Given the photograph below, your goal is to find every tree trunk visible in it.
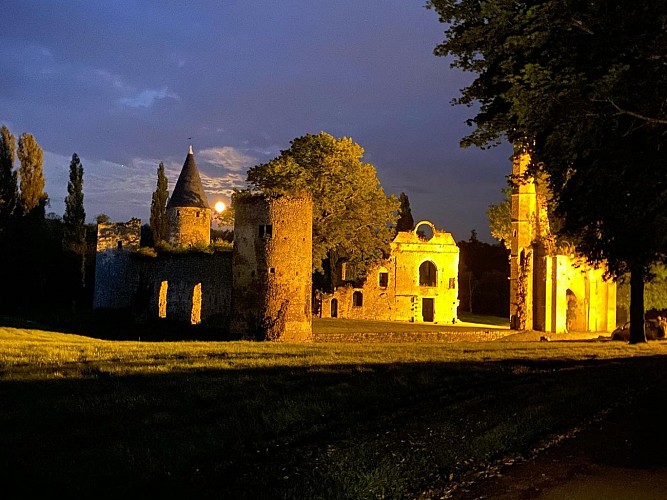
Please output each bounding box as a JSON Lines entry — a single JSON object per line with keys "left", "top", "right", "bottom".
{"left": 629, "top": 264, "right": 647, "bottom": 344}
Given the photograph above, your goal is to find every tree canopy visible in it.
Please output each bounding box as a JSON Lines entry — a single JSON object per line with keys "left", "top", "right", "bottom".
{"left": 429, "top": 0, "right": 667, "bottom": 342}
{"left": 247, "top": 132, "right": 398, "bottom": 283}
{"left": 0, "top": 125, "right": 18, "bottom": 230}
{"left": 17, "top": 132, "right": 47, "bottom": 217}
{"left": 486, "top": 187, "right": 511, "bottom": 249}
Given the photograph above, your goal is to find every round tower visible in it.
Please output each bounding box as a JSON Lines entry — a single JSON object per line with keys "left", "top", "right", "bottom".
{"left": 166, "top": 146, "right": 211, "bottom": 247}
{"left": 230, "top": 193, "right": 313, "bottom": 341}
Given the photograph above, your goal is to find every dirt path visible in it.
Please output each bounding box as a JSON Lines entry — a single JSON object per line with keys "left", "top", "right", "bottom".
{"left": 448, "top": 383, "right": 667, "bottom": 499}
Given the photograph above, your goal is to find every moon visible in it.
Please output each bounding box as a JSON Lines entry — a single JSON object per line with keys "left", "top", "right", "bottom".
{"left": 214, "top": 201, "right": 226, "bottom": 213}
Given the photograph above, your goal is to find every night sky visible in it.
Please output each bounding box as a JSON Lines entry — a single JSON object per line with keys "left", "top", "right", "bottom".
{"left": 1, "top": 0, "right": 512, "bottom": 242}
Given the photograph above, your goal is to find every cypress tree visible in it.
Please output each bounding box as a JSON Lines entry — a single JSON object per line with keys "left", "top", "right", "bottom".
{"left": 0, "top": 125, "right": 18, "bottom": 230}
{"left": 396, "top": 192, "right": 415, "bottom": 232}
{"left": 63, "top": 153, "right": 86, "bottom": 252}
{"left": 150, "top": 161, "right": 169, "bottom": 244}
{"left": 17, "top": 133, "right": 47, "bottom": 217}
{"left": 63, "top": 153, "right": 87, "bottom": 293}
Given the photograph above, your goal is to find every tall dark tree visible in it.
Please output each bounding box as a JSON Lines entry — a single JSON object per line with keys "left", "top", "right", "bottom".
{"left": 63, "top": 154, "right": 86, "bottom": 252}
{"left": 0, "top": 125, "right": 19, "bottom": 231}
{"left": 17, "top": 132, "right": 47, "bottom": 217}
{"left": 429, "top": 0, "right": 667, "bottom": 343}
{"left": 62, "top": 153, "right": 87, "bottom": 294}
{"left": 396, "top": 192, "right": 415, "bottom": 232}
{"left": 150, "top": 161, "right": 169, "bottom": 244}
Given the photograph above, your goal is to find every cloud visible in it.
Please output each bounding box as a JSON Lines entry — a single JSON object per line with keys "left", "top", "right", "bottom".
{"left": 118, "top": 87, "right": 180, "bottom": 108}
{"left": 198, "top": 146, "right": 257, "bottom": 172}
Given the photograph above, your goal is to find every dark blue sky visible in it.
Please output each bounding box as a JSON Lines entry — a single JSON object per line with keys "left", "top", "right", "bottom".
{"left": 0, "top": 0, "right": 512, "bottom": 242}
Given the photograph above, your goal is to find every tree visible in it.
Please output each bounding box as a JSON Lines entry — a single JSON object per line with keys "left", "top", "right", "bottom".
{"left": 63, "top": 153, "right": 86, "bottom": 291}
{"left": 95, "top": 213, "right": 111, "bottom": 224}
{"left": 63, "top": 154, "right": 86, "bottom": 252}
{"left": 458, "top": 230, "right": 510, "bottom": 316}
{"left": 396, "top": 192, "right": 415, "bottom": 232}
{"left": 0, "top": 125, "right": 18, "bottom": 230}
{"left": 247, "top": 132, "right": 399, "bottom": 285}
{"left": 429, "top": 0, "right": 667, "bottom": 343}
{"left": 150, "top": 161, "right": 169, "bottom": 244}
{"left": 17, "top": 132, "right": 47, "bottom": 217}
{"left": 486, "top": 188, "right": 511, "bottom": 250}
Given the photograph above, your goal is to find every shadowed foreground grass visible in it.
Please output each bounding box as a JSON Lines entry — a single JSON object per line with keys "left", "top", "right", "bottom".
{"left": 1, "top": 326, "right": 665, "bottom": 498}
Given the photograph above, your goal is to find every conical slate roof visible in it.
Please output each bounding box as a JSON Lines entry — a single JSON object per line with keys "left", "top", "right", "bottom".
{"left": 167, "top": 146, "right": 210, "bottom": 209}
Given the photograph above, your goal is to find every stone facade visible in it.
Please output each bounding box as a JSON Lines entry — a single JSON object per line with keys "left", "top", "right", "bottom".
{"left": 137, "top": 252, "right": 232, "bottom": 326}
{"left": 167, "top": 206, "right": 211, "bottom": 247}
{"left": 231, "top": 194, "right": 313, "bottom": 341}
{"left": 93, "top": 219, "right": 142, "bottom": 309}
{"left": 509, "top": 152, "right": 616, "bottom": 333}
{"left": 320, "top": 221, "right": 460, "bottom": 324}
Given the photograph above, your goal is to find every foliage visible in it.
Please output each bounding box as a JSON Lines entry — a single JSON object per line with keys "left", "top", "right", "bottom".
{"left": 396, "top": 192, "right": 415, "bottom": 231}
{"left": 617, "top": 263, "right": 667, "bottom": 315}
{"left": 63, "top": 153, "right": 86, "bottom": 252}
{"left": 0, "top": 125, "right": 18, "bottom": 230}
{"left": 17, "top": 132, "right": 47, "bottom": 217}
{"left": 134, "top": 246, "right": 158, "bottom": 258}
{"left": 149, "top": 161, "right": 169, "bottom": 243}
{"left": 486, "top": 187, "right": 511, "bottom": 249}
{"left": 458, "top": 231, "right": 510, "bottom": 317}
{"left": 428, "top": 0, "right": 667, "bottom": 343}
{"left": 95, "top": 213, "right": 110, "bottom": 224}
{"left": 247, "top": 132, "right": 399, "bottom": 282}
{"left": 1, "top": 327, "right": 665, "bottom": 497}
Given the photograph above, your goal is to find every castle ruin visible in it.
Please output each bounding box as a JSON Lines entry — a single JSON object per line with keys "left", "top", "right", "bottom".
{"left": 93, "top": 147, "right": 313, "bottom": 341}
{"left": 509, "top": 152, "right": 616, "bottom": 333}
{"left": 319, "top": 221, "right": 460, "bottom": 324}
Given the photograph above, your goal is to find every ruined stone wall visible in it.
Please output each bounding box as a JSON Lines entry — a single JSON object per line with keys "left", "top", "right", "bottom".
{"left": 509, "top": 152, "right": 616, "bottom": 333}
{"left": 392, "top": 222, "right": 460, "bottom": 324}
{"left": 137, "top": 251, "right": 232, "bottom": 327}
{"left": 320, "top": 221, "right": 459, "bottom": 325}
{"left": 320, "top": 271, "right": 395, "bottom": 321}
{"left": 231, "top": 194, "right": 313, "bottom": 341}
{"left": 93, "top": 219, "right": 142, "bottom": 309}
{"left": 167, "top": 206, "right": 211, "bottom": 247}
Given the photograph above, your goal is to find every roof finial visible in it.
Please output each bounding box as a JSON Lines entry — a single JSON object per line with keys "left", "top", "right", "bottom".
{"left": 189, "top": 144, "right": 193, "bottom": 155}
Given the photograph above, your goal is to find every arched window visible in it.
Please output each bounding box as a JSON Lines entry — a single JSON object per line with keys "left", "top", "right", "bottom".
{"left": 352, "top": 291, "right": 363, "bottom": 307}
{"left": 419, "top": 261, "right": 437, "bottom": 287}
{"left": 330, "top": 298, "right": 338, "bottom": 318}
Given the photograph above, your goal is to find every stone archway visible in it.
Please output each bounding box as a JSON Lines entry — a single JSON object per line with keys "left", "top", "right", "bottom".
{"left": 330, "top": 298, "right": 338, "bottom": 318}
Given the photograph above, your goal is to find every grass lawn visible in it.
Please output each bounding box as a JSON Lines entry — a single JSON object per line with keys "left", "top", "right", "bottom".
{"left": 1, "top": 325, "right": 665, "bottom": 498}
{"left": 314, "top": 313, "right": 509, "bottom": 334}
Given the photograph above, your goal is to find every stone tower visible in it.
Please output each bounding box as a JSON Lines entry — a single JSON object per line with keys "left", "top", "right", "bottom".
{"left": 509, "top": 151, "right": 537, "bottom": 329}
{"left": 230, "top": 194, "right": 313, "bottom": 341}
{"left": 167, "top": 146, "right": 211, "bottom": 247}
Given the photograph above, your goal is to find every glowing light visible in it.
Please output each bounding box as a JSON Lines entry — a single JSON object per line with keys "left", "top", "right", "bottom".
{"left": 214, "top": 201, "right": 226, "bottom": 213}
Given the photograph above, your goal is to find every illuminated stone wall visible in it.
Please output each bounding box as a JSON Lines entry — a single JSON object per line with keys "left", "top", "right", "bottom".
{"left": 93, "top": 219, "right": 142, "bottom": 309}
{"left": 139, "top": 251, "right": 232, "bottom": 326}
{"left": 509, "top": 152, "right": 616, "bottom": 333}
{"left": 167, "top": 206, "right": 211, "bottom": 247}
{"left": 320, "top": 221, "right": 460, "bottom": 324}
{"left": 231, "top": 194, "right": 313, "bottom": 341}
